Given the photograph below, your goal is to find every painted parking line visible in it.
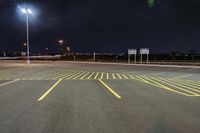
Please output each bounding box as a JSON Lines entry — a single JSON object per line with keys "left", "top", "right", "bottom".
{"left": 37, "top": 78, "right": 62, "bottom": 101}
{"left": 117, "top": 74, "right": 122, "bottom": 79}
{"left": 73, "top": 71, "right": 87, "bottom": 79}
{"left": 106, "top": 73, "right": 109, "bottom": 79}
{"left": 61, "top": 71, "right": 80, "bottom": 79}
{"left": 0, "top": 79, "right": 20, "bottom": 87}
{"left": 0, "top": 70, "right": 198, "bottom": 84}
{"left": 180, "top": 80, "right": 200, "bottom": 87}
{"left": 87, "top": 72, "right": 94, "bottom": 79}
{"left": 94, "top": 72, "right": 99, "bottom": 79}
{"left": 123, "top": 74, "right": 128, "bottom": 79}
{"left": 167, "top": 78, "right": 200, "bottom": 91}
{"left": 172, "top": 74, "right": 193, "bottom": 80}
{"left": 37, "top": 71, "right": 63, "bottom": 79}
{"left": 80, "top": 72, "right": 90, "bottom": 79}
{"left": 112, "top": 74, "right": 116, "bottom": 79}
{"left": 175, "top": 79, "right": 200, "bottom": 86}
{"left": 99, "top": 79, "right": 122, "bottom": 99}
{"left": 156, "top": 77, "right": 200, "bottom": 93}
{"left": 135, "top": 76, "right": 193, "bottom": 97}
{"left": 149, "top": 77, "right": 199, "bottom": 96}
{"left": 100, "top": 73, "right": 104, "bottom": 79}
{"left": 128, "top": 75, "right": 136, "bottom": 79}
{"left": 53, "top": 70, "right": 77, "bottom": 79}
{"left": 44, "top": 71, "right": 69, "bottom": 79}
{"left": 66, "top": 71, "right": 84, "bottom": 79}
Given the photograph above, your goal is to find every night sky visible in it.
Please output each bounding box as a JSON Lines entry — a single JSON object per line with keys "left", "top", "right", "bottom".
{"left": 0, "top": 0, "right": 200, "bottom": 53}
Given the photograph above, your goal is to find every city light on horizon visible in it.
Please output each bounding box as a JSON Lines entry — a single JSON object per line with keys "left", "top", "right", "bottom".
{"left": 59, "top": 40, "right": 64, "bottom": 45}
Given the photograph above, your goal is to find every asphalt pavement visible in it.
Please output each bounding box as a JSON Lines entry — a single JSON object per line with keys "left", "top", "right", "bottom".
{"left": 0, "top": 61, "right": 199, "bottom": 133}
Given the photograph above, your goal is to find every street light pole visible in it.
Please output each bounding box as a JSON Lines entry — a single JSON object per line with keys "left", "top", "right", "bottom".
{"left": 26, "top": 12, "right": 30, "bottom": 64}
{"left": 20, "top": 8, "right": 32, "bottom": 64}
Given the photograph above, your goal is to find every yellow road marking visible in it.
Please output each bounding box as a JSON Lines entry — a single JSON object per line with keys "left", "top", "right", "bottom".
{"left": 61, "top": 71, "right": 80, "bottom": 79}
{"left": 176, "top": 79, "right": 200, "bottom": 85}
{"left": 185, "top": 81, "right": 200, "bottom": 87}
{"left": 128, "top": 75, "right": 136, "bottom": 79}
{"left": 183, "top": 80, "right": 200, "bottom": 86}
{"left": 112, "top": 74, "right": 116, "bottom": 79}
{"left": 50, "top": 72, "right": 70, "bottom": 79}
{"left": 157, "top": 77, "right": 200, "bottom": 93}
{"left": 172, "top": 74, "right": 192, "bottom": 79}
{"left": 73, "top": 71, "right": 87, "bottom": 79}
{"left": 167, "top": 78, "right": 200, "bottom": 91}
{"left": 94, "top": 72, "right": 99, "bottom": 79}
{"left": 37, "top": 78, "right": 62, "bottom": 101}
{"left": 100, "top": 73, "right": 104, "bottom": 79}
{"left": 52, "top": 71, "right": 76, "bottom": 79}
{"left": 60, "top": 70, "right": 80, "bottom": 79}
{"left": 136, "top": 76, "right": 192, "bottom": 96}
{"left": 123, "top": 74, "right": 128, "bottom": 79}
{"left": 107, "top": 73, "right": 109, "bottom": 79}
{"left": 67, "top": 71, "right": 84, "bottom": 79}
{"left": 63, "top": 71, "right": 80, "bottom": 78}
{"left": 99, "top": 79, "right": 122, "bottom": 99}
{"left": 87, "top": 72, "right": 94, "bottom": 79}
{"left": 40, "top": 72, "right": 62, "bottom": 79}
{"left": 0, "top": 79, "right": 19, "bottom": 87}
{"left": 47, "top": 72, "right": 69, "bottom": 79}
{"left": 117, "top": 74, "right": 122, "bottom": 79}
{"left": 80, "top": 72, "right": 90, "bottom": 79}
{"left": 149, "top": 77, "right": 199, "bottom": 96}
{"left": 136, "top": 76, "right": 156, "bottom": 85}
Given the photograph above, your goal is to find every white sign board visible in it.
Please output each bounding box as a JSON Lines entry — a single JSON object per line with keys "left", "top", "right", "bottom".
{"left": 140, "top": 48, "right": 149, "bottom": 54}
{"left": 128, "top": 49, "right": 137, "bottom": 55}
{"left": 21, "top": 52, "right": 26, "bottom": 56}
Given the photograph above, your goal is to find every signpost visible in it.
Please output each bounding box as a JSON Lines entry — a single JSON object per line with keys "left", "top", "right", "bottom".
{"left": 140, "top": 48, "right": 150, "bottom": 64}
{"left": 93, "top": 52, "right": 96, "bottom": 62}
{"left": 128, "top": 49, "right": 137, "bottom": 64}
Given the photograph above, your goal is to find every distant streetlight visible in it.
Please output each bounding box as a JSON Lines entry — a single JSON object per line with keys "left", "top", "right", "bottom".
{"left": 20, "top": 8, "right": 32, "bottom": 64}
{"left": 67, "top": 47, "right": 70, "bottom": 52}
{"left": 57, "top": 39, "right": 71, "bottom": 56}
{"left": 45, "top": 48, "right": 49, "bottom": 55}
{"left": 58, "top": 40, "right": 64, "bottom": 45}
{"left": 23, "top": 43, "right": 27, "bottom": 47}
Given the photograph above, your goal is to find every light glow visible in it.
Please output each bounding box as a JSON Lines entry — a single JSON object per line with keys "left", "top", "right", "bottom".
{"left": 59, "top": 40, "right": 64, "bottom": 44}
{"left": 21, "top": 8, "right": 27, "bottom": 14}
{"left": 20, "top": 8, "right": 32, "bottom": 14}
{"left": 17, "top": 5, "right": 38, "bottom": 22}
{"left": 27, "top": 9, "right": 32, "bottom": 14}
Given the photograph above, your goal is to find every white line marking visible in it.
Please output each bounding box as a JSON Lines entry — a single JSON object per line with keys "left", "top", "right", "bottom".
{"left": 172, "top": 74, "right": 193, "bottom": 79}
{"left": 0, "top": 79, "right": 19, "bottom": 87}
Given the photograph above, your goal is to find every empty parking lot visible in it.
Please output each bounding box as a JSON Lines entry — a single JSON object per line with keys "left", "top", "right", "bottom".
{"left": 0, "top": 61, "right": 199, "bottom": 133}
